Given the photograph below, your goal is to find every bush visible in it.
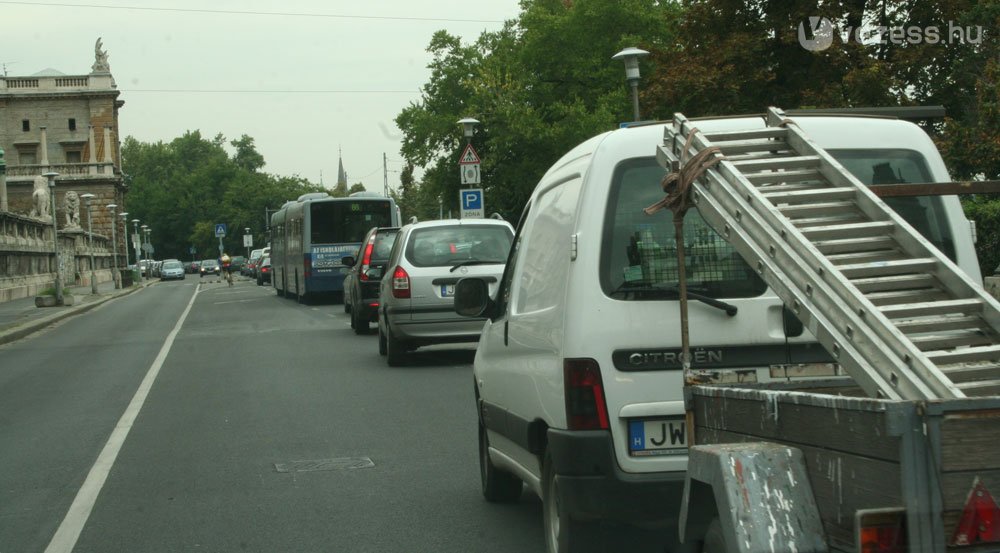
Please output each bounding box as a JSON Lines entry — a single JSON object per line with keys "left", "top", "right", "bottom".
{"left": 37, "top": 287, "right": 72, "bottom": 297}
{"left": 962, "top": 197, "right": 1000, "bottom": 276}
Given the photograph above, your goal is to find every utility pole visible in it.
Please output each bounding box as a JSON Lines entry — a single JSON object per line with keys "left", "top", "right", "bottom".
{"left": 383, "top": 152, "right": 389, "bottom": 198}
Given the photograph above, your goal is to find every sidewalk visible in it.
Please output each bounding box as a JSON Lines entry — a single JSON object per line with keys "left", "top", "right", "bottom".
{"left": 0, "top": 277, "right": 158, "bottom": 346}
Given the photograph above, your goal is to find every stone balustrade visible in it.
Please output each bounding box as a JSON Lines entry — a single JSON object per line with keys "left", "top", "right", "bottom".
{"left": 0, "top": 211, "right": 119, "bottom": 302}
{"left": 5, "top": 163, "right": 116, "bottom": 180}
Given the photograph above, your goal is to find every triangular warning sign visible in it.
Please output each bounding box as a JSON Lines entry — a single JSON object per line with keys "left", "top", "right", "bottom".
{"left": 951, "top": 478, "right": 1000, "bottom": 546}
{"left": 459, "top": 144, "right": 481, "bottom": 165}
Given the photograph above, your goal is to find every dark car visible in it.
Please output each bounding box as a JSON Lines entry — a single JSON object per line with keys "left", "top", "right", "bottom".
{"left": 256, "top": 256, "right": 271, "bottom": 285}
{"left": 187, "top": 260, "right": 201, "bottom": 274}
{"left": 342, "top": 226, "right": 399, "bottom": 334}
{"left": 230, "top": 256, "right": 246, "bottom": 274}
{"left": 200, "top": 259, "right": 220, "bottom": 277}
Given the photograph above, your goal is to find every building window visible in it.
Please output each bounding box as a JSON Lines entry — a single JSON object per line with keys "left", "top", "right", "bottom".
{"left": 69, "top": 118, "right": 77, "bottom": 131}
{"left": 19, "top": 150, "right": 37, "bottom": 164}
{"left": 22, "top": 120, "right": 30, "bottom": 132}
{"left": 66, "top": 150, "right": 82, "bottom": 163}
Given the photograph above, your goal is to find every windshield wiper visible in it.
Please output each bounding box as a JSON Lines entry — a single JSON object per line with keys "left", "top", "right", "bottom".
{"left": 610, "top": 282, "right": 738, "bottom": 316}
{"left": 450, "top": 259, "right": 502, "bottom": 272}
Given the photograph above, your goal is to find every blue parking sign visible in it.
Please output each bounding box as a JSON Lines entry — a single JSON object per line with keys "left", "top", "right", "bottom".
{"left": 462, "top": 190, "right": 482, "bottom": 210}
{"left": 215, "top": 223, "right": 227, "bottom": 237}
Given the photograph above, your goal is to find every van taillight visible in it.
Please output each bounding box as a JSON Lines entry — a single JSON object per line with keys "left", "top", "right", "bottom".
{"left": 359, "top": 238, "right": 375, "bottom": 282}
{"left": 857, "top": 509, "right": 906, "bottom": 553}
{"left": 564, "top": 358, "right": 609, "bottom": 430}
{"left": 392, "top": 266, "right": 410, "bottom": 299}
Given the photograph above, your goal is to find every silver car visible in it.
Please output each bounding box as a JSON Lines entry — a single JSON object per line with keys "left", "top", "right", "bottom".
{"left": 378, "top": 219, "right": 513, "bottom": 366}
{"left": 159, "top": 259, "right": 185, "bottom": 281}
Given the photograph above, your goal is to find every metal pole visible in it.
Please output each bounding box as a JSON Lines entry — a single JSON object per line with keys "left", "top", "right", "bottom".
{"left": 0, "top": 146, "right": 7, "bottom": 212}
{"left": 630, "top": 80, "right": 641, "bottom": 122}
{"left": 109, "top": 208, "right": 119, "bottom": 289}
{"left": 87, "top": 200, "right": 97, "bottom": 294}
{"left": 44, "top": 172, "right": 61, "bottom": 304}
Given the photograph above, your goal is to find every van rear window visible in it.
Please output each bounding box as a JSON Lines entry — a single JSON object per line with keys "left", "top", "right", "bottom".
{"left": 600, "top": 158, "right": 767, "bottom": 300}
{"left": 829, "top": 149, "right": 956, "bottom": 262}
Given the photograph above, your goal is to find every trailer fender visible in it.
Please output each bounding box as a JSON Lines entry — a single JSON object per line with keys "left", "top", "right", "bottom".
{"left": 680, "top": 442, "right": 827, "bottom": 553}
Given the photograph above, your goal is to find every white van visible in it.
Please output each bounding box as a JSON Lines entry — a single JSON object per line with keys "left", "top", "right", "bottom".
{"left": 454, "top": 113, "right": 981, "bottom": 552}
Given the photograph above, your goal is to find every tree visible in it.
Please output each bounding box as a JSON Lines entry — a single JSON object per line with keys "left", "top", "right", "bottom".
{"left": 231, "top": 134, "right": 266, "bottom": 173}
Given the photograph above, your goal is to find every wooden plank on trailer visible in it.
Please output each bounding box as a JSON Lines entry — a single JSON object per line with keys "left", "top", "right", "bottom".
{"left": 693, "top": 394, "right": 901, "bottom": 461}
{"left": 940, "top": 411, "right": 1000, "bottom": 472}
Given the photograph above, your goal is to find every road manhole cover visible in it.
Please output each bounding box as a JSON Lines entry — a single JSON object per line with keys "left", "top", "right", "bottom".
{"left": 274, "top": 456, "right": 375, "bottom": 473}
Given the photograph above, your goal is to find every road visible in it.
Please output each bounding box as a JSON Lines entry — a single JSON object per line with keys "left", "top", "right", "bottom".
{"left": 0, "top": 277, "right": 544, "bottom": 553}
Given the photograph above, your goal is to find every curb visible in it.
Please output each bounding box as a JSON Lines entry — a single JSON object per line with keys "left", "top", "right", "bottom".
{"left": 0, "top": 281, "right": 156, "bottom": 347}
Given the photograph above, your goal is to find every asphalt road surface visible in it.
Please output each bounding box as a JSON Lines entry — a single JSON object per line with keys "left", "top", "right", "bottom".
{"left": 0, "top": 277, "right": 545, "bottom": 553}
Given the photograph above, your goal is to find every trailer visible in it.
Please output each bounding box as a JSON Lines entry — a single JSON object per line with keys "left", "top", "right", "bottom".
{"left": 650, "top": 108, "right": 1000, "bottom": 552}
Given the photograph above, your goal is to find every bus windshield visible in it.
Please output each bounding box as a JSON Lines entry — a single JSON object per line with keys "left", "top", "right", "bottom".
{"left": 310, "top": 200, "right": 393, "bottom": 244}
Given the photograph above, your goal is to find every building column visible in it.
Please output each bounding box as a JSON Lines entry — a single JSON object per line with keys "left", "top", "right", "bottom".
{"left": 88, "top": 125, "right": 98, "bottom": 175}
{"left": 39, "top": 126, "right": 49, "bottom": 167}
{"left": 102, "top": 125, "right": 113, "bottom": 174}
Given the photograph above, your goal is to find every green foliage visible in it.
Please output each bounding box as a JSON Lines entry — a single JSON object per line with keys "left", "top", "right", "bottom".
{"left": 963, "top": 197, "right": 1000, "bottom": 276}
{"left": 395, "top": 0, "right": 677, "bottom": 220}
{"left": 122, "top": 131, "right": 323, "bottom": 260}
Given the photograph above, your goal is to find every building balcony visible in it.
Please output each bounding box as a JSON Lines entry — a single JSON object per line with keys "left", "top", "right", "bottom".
{"left": 4, "top": 163, "right": 119, "bottom": 182}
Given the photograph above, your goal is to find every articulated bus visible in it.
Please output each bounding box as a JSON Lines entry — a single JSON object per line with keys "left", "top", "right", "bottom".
{"left": 271, "top": 192, "right": 400, "bottom": 301}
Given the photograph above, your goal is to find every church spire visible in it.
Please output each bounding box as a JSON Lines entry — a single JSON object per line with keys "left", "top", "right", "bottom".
{"left": 337, "top": 146, "right": 348, "bottom": 187}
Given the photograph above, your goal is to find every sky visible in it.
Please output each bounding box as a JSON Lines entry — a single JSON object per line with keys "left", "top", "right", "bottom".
{"left": 0, "top": 0, "right": 523, "bottom": 193}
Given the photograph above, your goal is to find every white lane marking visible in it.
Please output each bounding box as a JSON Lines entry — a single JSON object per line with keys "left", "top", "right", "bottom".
{"left": 213, "top": 298, "right": 261, "bottom": 305}
{"left": 44, "top": 283, "right": 201, "bottom": 553}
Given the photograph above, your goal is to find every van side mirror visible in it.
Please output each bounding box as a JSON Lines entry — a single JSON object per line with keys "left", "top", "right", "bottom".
{"left": 342, "top": 256, "right": 356, "bottom": 267}
{"left": 455, "top": 278, "right": 494, "bottom": 318}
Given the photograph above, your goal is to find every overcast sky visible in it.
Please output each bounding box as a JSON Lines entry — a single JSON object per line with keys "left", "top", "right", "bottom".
{"left": 1, "top": 0, "right": 522, "bottom": 192}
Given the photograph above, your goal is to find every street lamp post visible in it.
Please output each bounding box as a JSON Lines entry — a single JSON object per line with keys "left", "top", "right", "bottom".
{"left": 107, "top": 203, "right": 119, "bottom": 289}
{"left": 43, "top": 172, "right": 62, "bottom": 304}
{"left": 120, "top": 212, "right": 129, "bottom": 268}
{"left": 612, "top": 47, "right": 650, "bottom": 122}
{"left": 0, "top": 146, "right": 7, "bottom": 212}
{"left": 141, "top": 224, "right": 149, "bottom": 281}
{"left": 80, "top": 193, "right": 98, "bottom": 294}
{"left": 456, "top": 118, "right": 480, "bottom": 220}
{"left": 245, "top": 227, "right": 251, "bottom": 260}
{"left": 132, "top": 219, "right": 140, "bottom": 278}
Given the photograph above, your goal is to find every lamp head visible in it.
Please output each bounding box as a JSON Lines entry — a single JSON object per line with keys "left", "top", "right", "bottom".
{"left": 612, "top": 47, "right": 650, "bottom": 81}
{"left": 42, "top": 171, "right": 59, "bottom": 187}
{"left": 457, "top": 117, "right": 480, "bottom": 139}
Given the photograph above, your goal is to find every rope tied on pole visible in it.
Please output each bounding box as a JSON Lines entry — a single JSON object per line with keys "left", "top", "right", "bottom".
{"left": 643, "top": 127, "right": 724, "bottom": 218}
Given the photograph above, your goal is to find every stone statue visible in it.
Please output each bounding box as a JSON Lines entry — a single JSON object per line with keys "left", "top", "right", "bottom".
{"left": 30, "top": 175, "right": 50, "bottom": 220}
{"left": 92, "top": 38, "right": 110, "bottom": 73}
{"left": 64, "top": 191, "right": 81, "bottom": 229}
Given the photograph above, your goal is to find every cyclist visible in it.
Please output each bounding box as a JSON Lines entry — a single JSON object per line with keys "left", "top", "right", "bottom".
{"left": 221, "top": 252, "right": 233, "bottom": 286}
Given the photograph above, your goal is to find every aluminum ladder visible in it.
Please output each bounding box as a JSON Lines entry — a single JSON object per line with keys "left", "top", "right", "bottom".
{"left": 656, "top": 107, "right": 1000, "bottom": 400}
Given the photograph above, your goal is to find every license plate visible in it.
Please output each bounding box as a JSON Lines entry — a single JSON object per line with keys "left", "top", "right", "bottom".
{"left": 628, "top": 418, "right": 687, "bottom": 456}
{"left": 440, "top": 284, "right": 455, "bottom": 297}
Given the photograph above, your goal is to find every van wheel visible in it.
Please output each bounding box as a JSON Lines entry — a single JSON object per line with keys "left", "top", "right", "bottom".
{"left": 479, "top": 422, "right": 522, "bottom": 502}
{"left": 385, "top": 326, "right": 407, "bottom": 366}
{"left": 543, "top": 454, "right": 601, "bottom": 553}
{"left": 378, "top": 325, "right": 388, "bottom": 356}
{"left": 701, "top": 518, "right": 727, "bottom": 553}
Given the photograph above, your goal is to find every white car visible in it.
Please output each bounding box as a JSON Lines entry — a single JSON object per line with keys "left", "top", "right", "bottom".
{"left": 377, "top": 218, "right": 513, "bottom": 366}
{"left": 454, "top": 114, "right": 982, "bottom": 552}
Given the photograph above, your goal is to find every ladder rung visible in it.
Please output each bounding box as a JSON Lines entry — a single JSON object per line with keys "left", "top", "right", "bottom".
{"left": 828, "top": 250, "right": 905, "bottom": 265}
{"left": 746, "top": 169, "right": 825, "bottom": 185}
{"left": 703, "top": 127, "right": 788, "bottom": 142}
{"left": 779, "top": 201, "right": 857, "bottom": 218}
{"left": 791, "top": 215, "right": 866, "bottom": 229}
{"left": 764, "top": 187, "right": 857, "bottom": 204}
{"left": 731, "top": 155, "right": 821, "bottom": 172}
{"left": 814, "top": 236, "right": 897, "bottom": 255}
{"left": 757, "top": 183, "right": 827, "bottom": 195}
{"left": 717, "top": 141, "right": 790, "bottom": 156}
{"left": 839, "top": 258, "right": 938, "bottom": 279}
{"left": 912, "top": 332, "right": 996, "bottom": 351}
{"left": 880, "top": 299, "right": 984, "bottom": 318}
{"left": 800, "top": 221, "right": 895, "bottom": 241}
{"left": 956, "top": 379, "right": 1000, "bottom": 396}
{"left": 852, "top": 274, "right": 936, "bottom": 293}
{"left": 926, "top": 345, "right": 1000, "bottom": 365}
{"left": 866, "top": 290, "right": 950, "bottom": 306}
{"left": 896, "top": 316, "right": 985, "bottom": 334}
{"left": 940, "top": 363, "right": 1000, "bottom": 383}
